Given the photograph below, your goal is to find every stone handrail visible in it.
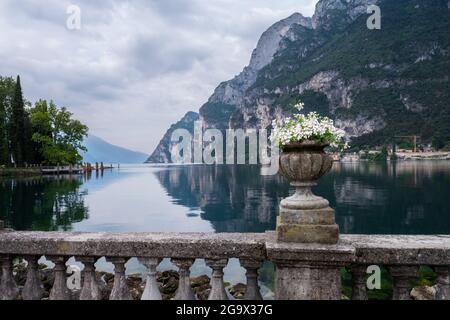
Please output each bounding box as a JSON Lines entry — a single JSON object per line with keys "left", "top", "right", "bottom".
{"left": 345, "top": 235, "right": 450, "bottom": 265}
{"left": 1, "top": 230, "right": 450, "bottom": 300}
{"left": 0, "top": 232, "right": 266, "bottom": 260}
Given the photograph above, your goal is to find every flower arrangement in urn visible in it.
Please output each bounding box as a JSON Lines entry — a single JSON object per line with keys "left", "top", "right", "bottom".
{"left": 271, "top": 101, "right": 345, "bottom": 244}
{"left": 271, "top": 101, "right": 346, "bottom": 150}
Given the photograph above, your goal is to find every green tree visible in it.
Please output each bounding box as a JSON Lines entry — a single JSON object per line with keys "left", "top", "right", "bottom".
{"left": 432, "top": 134, "right": 446, "bottom": 151}
{"left": 30, "top": 100, "right": 88, "bottom": 165}
{"left": 9, "top": 75, "right": 27, "bottom": 166}
{"left": 0, "top": 77, "right": 16, "bottom": 165}
{"left": 381, "top": 145, "right": 389, "bottom": 160}
{"left": 23, "top": 108, "right": 40, "bottom": 164}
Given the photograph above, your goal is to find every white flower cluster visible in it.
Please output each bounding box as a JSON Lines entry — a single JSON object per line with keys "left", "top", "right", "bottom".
{"left": 271, "top": 101, "right": 346, "bottom": 149}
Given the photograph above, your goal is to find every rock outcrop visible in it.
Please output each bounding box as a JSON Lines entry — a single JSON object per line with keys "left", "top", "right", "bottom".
{"left": 312, "top": 0, "right": 380, "bottom": 30}
{"left": 208, "top": 13, "right": 312, "bottom": 107}
{"left": 146, "top": 111, "right": 198, "bottom": 163}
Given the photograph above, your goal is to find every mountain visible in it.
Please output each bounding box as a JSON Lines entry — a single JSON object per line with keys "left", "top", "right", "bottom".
{"left": 82, "top": 135, "right": 149, "bottom": 164}
{"left": 150, "top": 0, "right": 450, "bottom": 163}
{"left": 146, "top": 111, "right": 199, "bottom": 163}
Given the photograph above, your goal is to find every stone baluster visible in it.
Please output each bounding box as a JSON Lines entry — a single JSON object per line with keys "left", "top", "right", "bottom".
{"left": 240, "top": 259, "right": 263, "bottom": 300}
{"left": 388, "top": 265, "right": 418, "bottom": 300}
{"left": 348, "top": 265, "right": 368, "bottom": 300}
{"left": 22, "top": 256, "right": 44, "bottom": 300}
{"left": 79, "top": 257, "right": 101, "bottom": 300}
{"left": 140, "top": 258, "right": 162, "bottom": 300}
{"left": 48, "top": 256, "right": 70, "bottom": 300}
{"left": 172, "top": 258, "right": 195, "bottom": 300}
{"left": 0, "top": 255, "right": 19, "bottom": 300}
{"left": 434, "top": 266, "right": 450, "bottom": 300}
{"left": 206, "top": 258, "right": 229, "bottom": 300}
{"left": 109, "top": 257, "right": 132, "bottom": 300}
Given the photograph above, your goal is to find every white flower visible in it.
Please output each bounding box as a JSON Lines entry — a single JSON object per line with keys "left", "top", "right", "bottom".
{"left": 270, "top": 100, "right": 346, "bottom": 150}
{"left": 293, "top": 102, "right": 304, "bottom": 111}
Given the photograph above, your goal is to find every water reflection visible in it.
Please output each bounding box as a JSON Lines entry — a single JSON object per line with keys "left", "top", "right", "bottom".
{"left": 0, "top": 176, "right": 88, "bottom": 231}
{"left": 319, "top": 161, "right": 450, "bottom": 234}
{"left": 156, "top": 161, "right": 450, "bottom": 235}
{"left": 154, "top": 165, "right": 287, "bottom": 233}
{"left": 1, "top": 161, "right": 450, "bottom": 235}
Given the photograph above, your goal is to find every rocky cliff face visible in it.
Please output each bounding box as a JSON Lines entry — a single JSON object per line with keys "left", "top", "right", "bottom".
{"left": 148, "top": 0, "right": 450, "bottom": 163}
{"left": 207, "top": 13, "right": 312, "bottom": 108}
{"left": 312, "top": 0, "right": 380, "bottom": 30}
{"left": 146, "top": 111, "right": 198, "bottom": 163}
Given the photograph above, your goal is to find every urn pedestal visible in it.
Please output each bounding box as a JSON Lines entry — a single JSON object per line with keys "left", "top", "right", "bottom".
{"left": 276, "top": 142, "right": 339, "bottom": 244}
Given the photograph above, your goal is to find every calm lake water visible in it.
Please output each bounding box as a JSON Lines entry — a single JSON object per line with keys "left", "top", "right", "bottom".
{"left": 2, "top": 161, "right": 450, "bottom": 235}
{"left": 2, "top": 161, "right": 450, "bottom": 293}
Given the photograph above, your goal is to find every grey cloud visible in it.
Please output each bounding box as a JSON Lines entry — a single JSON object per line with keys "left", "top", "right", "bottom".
{"left": 0, "top": 0, "right": 318, "bottom": 153}
{"left": 127, "top": 33, "right": 210, "bottom": 76}
{"left": 3, "top": 0, "right": 67, "bottom": 24}
{"left": 147, "top": 0, "right": 200, "bottom": 16}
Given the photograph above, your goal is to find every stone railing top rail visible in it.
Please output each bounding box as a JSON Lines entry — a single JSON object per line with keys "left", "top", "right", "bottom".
{"left": 1, "top": 231, "right": 450, "bottom": 266}
{"left": 344, "top": 234, "right": 450, "bottom": 265}
{"left": 0, "top": 231, "right": 267, "bottom": 260}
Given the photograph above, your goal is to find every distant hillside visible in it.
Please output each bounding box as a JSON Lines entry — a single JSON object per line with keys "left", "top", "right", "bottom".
{"left": 82, "top": 135, "right": 148, "bottom": 164}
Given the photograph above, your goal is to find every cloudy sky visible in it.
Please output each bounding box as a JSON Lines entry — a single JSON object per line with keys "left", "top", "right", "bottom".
{"left": 0, "top": 0, "right": 318, "bottom": 154}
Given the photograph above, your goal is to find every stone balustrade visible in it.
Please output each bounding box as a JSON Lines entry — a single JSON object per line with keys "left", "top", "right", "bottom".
{"left": 1, "top": 229, "right": 450, "bottom": 300}
{"left": 0, "top": 231, "right": 266, "bottom": 300}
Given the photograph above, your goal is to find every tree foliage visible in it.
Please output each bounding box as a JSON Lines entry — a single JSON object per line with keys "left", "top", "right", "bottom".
{"left": 9, "top": 76, "right": 28, "bottom": 165}
{"left": 0, "top": 77, "right": 16, "bottom": 165}
{"left": 0, "top": 75, "right": 88, "bottom": 166}
{"left": 30, "top": 100, "right": 88, "bottom": 165}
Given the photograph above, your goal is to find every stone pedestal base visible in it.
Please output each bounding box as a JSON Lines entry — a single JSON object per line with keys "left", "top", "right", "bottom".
{"left": 276, "top": 181, "right": 340, "bottom": 244}
{"left": 277, "top": 221, "right": 339, "bottom": 244}
{"left": 276, "top": 201, "right": 339, "bottom": 244}
{"left": 266, "top": 232, "right": 355, "bottom": 300}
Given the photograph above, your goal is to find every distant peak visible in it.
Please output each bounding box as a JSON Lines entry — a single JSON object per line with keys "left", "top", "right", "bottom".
{"left": 179, "top": 111, "right": 199, "bottom": 124}
{"left": 285, "top": 12, "right": 308, "bottom": 20}
{"left": 248, "top": 12, "right": 312, "bottom": 72}
{"left": 313, "top": 0, "right": 381, "bottom": 29}
{"left": 183, "top": 111, "right": 199, "bottom": 118}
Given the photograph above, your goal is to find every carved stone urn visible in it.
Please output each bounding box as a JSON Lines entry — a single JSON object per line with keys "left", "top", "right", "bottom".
{"left": 277, "top": 141, "right": 339, "bottom": 244}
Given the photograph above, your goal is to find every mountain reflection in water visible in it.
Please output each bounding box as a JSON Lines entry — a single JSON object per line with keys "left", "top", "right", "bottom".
{"left": 1, "top": 161, "right": 450, "bottom": 235}
{"left": 154, "top": 165, "right": 286, "bottom": 233}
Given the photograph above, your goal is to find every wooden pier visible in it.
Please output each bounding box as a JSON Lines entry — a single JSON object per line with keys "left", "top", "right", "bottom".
{"left": 41, "top": 165, "right": 84, "bottom": 175}
{"left": 41, "top": 162, "right": 116, "bottom": 175}
{"left": 83, "top": 162, "right": 115, "bottom": 173}
{"left": 1, "top": 163, "right": 117, "bottom": 176}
